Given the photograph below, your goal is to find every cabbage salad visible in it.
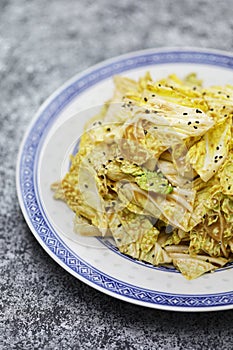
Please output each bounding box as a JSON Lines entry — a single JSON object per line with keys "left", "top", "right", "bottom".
{"left": 52, "top": 72, "right": 233, "bottom": 279}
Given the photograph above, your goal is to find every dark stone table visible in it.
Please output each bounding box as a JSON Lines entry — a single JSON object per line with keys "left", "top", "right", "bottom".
{"left": 1, "top": 1, "right": 233, "bottom": 348}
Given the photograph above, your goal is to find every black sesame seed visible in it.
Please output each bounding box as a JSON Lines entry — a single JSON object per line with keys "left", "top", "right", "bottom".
{"left": 227, "top": 95, "right": 230, "bottom": 98}
{"left": 145, "top": 109, "right": 150, "bottom": 114}
{"left": 119, "top": 157, "right": 124, "bottom": 161}
{"left": 117, "top": 223, "right": 122, "bottom": 228}
{"left": 218, "top": 91, "right": 221, "bottom": 94}
{"left": 152, "top": 254, "right": 155, "bottom": 258}
{"left": 196, "top": 109, "right": 202, "bottom": 113}
{"left": 214, "top": 160, "right": 218, "bottom": 163}
{"left": 98, "top": 121, "right": 102, "bottom": 125}
{"left": 158, "top": 84, "right": 161, "bottom": 87}
{"left": 103, "top": 152, "right": 106, "bottom": 155}
{"left": 203, "top": 92, "right": 206, "bottom": 95}
{"left": 188, "top": 121, "right": 192, "bottom": 125}
{"left": 144, "top": 130, "right": 148, "bottom": 135}
{"left": 214, "top": 156, "right": 218, "bottom": 159}
{"left": 195, "top": 121, "right": 200, "bottom": 124}
{"left": 153, "top": 111, "right": 158, "bottom": 114}
{"left": 106, "top": 128, "right": 111, "bottom": 132}
{"left": 193, "top": 86, "right": 197, "bottom": 90}
{"left": 144, "top": 97, "right": 148, "bottom": 102}
{"left": 224, "top": 114, "right": 228, "bottom": 117}
{"left": 152, "top": 94, "right": 155, "bottom": 97}
{"left": 216, "top": 146, "right": 220, "bottom": 150}
{"left": 153, "top": 126, "right": 158, "bottom": 129}
{"left": 210, "top": 108, "right": 214, "bottom": 111}
{"left": 149, "top": 183, "right": 154, "bottom": 186}
{"left": 228, "top": 186, "right": 231, "bottom": 190}
{"left": 84, "top": 184, "right": 88, "bottom": 188}
{"left": 102, "top": 164, "right": 106, "bottom": 168}
{"left": 219, "top": 156, "right": 223, "bottom": 159}
{"left": 223, "top": 105, "right": 226, "bottom": 109}
{"left": 183, "top": 112, "right": 188, "bottom": 115}
{"left": 100, "top": 175, "right": 105, "bottom": 179}
{"left": 193, "top": 126, "right": 198, "bottom": 129}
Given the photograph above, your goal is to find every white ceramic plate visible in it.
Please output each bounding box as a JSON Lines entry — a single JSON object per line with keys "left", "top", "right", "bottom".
{"left": 17, "top": 48, "right": 233, "bottom": 312}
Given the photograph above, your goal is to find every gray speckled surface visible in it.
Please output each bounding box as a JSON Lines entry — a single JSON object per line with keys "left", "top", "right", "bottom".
{"left": 1, "top": 0, "right": 233, "bottom": 349}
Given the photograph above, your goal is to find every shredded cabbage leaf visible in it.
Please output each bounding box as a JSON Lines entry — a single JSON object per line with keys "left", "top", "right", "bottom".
{"left": 52, "top": 72, "right": 233, "bottom": 279}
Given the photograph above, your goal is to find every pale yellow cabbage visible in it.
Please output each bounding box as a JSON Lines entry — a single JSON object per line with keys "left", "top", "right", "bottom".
{"left": 52, "top": 72, "right": 233, "bottom": 279}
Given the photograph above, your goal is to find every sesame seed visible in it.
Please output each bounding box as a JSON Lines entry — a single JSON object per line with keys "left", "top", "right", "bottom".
{"left": 103, "top": 152, "right": 106, "bottom": 155}
{"left": 188, "top": 121, "right": 192, "bottom": 125}
{"left": 117, "top": 223, "right": 122, "bottom": 228}
{"left": 193, "top": 126, "right": 198, "bottom": 129}
{"left": 210, "top": 108, "right": 214, "bottom": 111}
{"left": 84, "top": 184, "right": 88, "bottom": 188}
{"left": 149, "top": 183, "right": 154, "bottom": 186}
{"left": 183, "top": 112, "right": 188, "bottom": 115}
{"left": 145, "top": 109, "right": 150, "bottom": 114}
{"left": 144, "top": 130, "right": 148, "bottom": 135}
{"left": 153, "top": 126, "right": 158, "bottom": 129}
{"left": 152, "top": 94, "right": 155, "bottom": 97}
{"left": 219, "top": 156, "right": 223, "bottom": 159}
{"left": 227, "top": 95, "right": 230, "bottom": 98}
{"left": 223, "top": 105, "right": 226, "bottom": 109}
{"left": 196, "top": 109, "right": 202, "bottom": 113}
{"left": 228, "top": 186, "right": 231, "bottom": 190}
{"left": 100, "top": 175, "right": 104, "bottom": 179}
{"left": 216, "top": 146, "right": 219, "bottom": 150}
{"left": 158, "top": 84, "right": 161, "bottom": 87}
{"left": 224, "top": 114, "right": 228, "bottom": 117}
{"left": 214, "top": 160, "right": 218, "bottom": 163}
{"left": 144, "top": 97, "right": 148, "bottom": 102}
{"left": 106, "top": 128, "right": 111, "bottom": 132}
{"left": 195, "top": 121, "right": 200, "bottom": 124}
{"left": 119, "top": 157, "right": 124, "bottom": 160}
